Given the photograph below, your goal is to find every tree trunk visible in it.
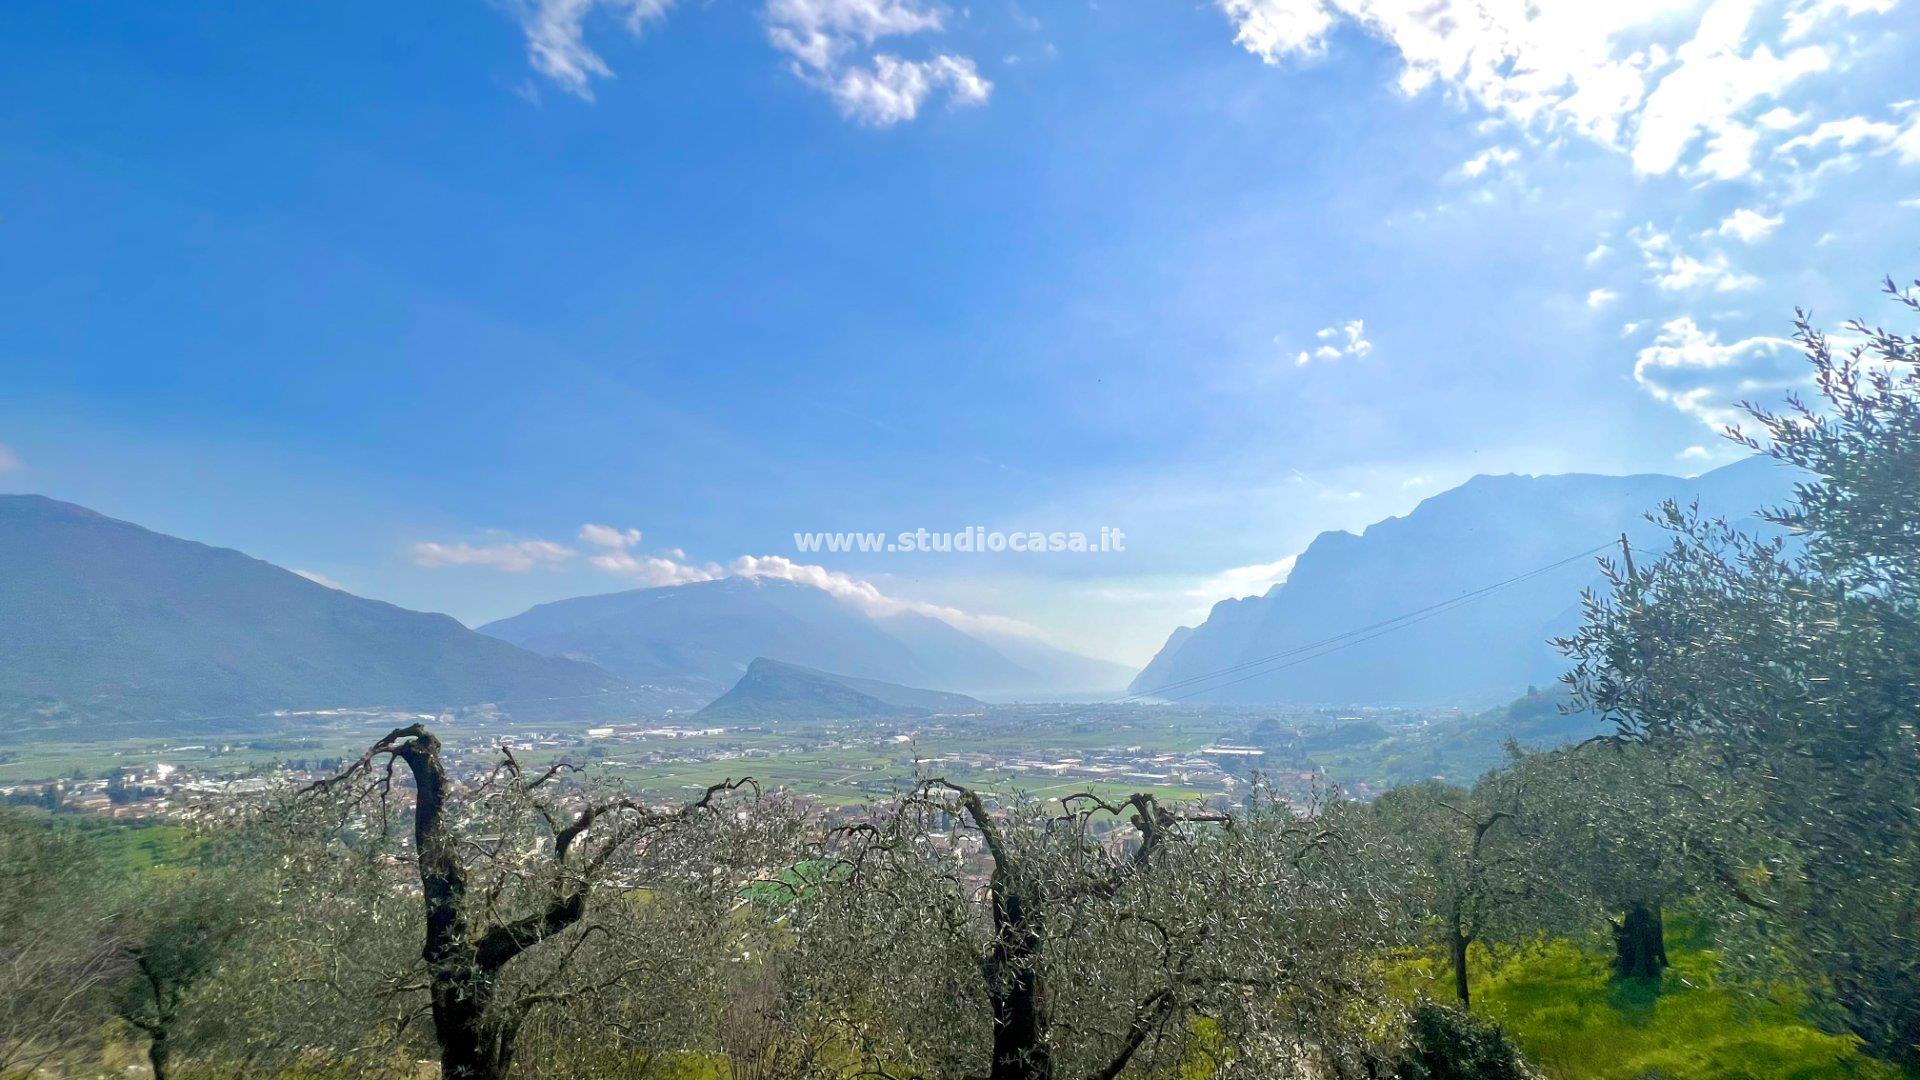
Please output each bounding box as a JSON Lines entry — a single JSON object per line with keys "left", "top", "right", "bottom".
{"left": 323, "top": 726, "right": 608, "bottom": 1080}
{"left": 986, "top": 891, "right": 1052, "bottom": 1080}
{"left": 433, "top": 981, "right": 513, "bottom": 1080}
{"left": 1448, "top": 920, "right": 1471, "bottom": 1009}
{"left": 1612, "top": 901, "right": 1668, "bottom": 981}
{"left": 146, "top": 1028, "right": 169, "bottom": 1080}
{"left": 386, "top": 727, "right": 524, "bottom": 1080}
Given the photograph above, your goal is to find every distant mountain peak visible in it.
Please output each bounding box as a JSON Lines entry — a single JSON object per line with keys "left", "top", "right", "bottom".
{"left": 482, "top": 574, "right": 1130, "bottom": 699}
{"left": 696, "top": 658, "right": 986, "bottom": 722}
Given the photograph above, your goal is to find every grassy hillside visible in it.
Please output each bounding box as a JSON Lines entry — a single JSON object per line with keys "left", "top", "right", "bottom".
{"left": 1393, "top": 935, "right": 1910, "bottom": 1079}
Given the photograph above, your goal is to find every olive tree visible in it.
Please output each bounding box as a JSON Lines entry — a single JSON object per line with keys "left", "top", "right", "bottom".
{"left": 781, "top": 779, "right": 1399, "bottom": 1080}
{"left": 271, "top": 724, "right": 798, "bottom": 1080}
{"left": 0, "top": 811, "right": 121, "bottom": 1074}
{"left": 1559, "top": 279, "right": 1920, "bottom": 1062}
{"left": 1365, "top": 772, "right": 1551, "bottom": 1008}
{"left": 1504, "top": 741, "right": 1769, "bottom": 982}
{"left": 107, "top": 866, "right": 263, "bottom": 1080}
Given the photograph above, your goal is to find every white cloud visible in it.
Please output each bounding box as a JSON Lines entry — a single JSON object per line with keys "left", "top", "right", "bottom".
{"left": 1454, "top": 145, "right": 1520, "bottom": 179}
{"left": 411, "top": 538, "right": 577, "bottom": 572}
{"left": 763, "top": 0, "right": 943, "bottom": 68}
{"left": 1776, "top": 109, "right": 1920, "bottom": 165}
{"left": 762, "top": 0, "right": 991, "bottom": 125}
{"left": 1216, "top": 0, "right": 1337, "bottom": 61}
{"left": 1187, "top": 555, "right": 1299, "bottom": 601}
{"left": 1754, "top": 105, "right": 1807, "bottom": 130}
{"left": 1293, "top": 318, "right": 1372, "bottom": 365}
{"left": 1713, "top": 206, "right": 1784, "bottom": 242}
{"left": 572, "top": 523, "right": 725, "bottom": 583}
{"left": 729, "top": 553, "right": 1037, "bottom": 636}
{"left": 1632, "top": 225, "right": 1760, "bottom": 292}
{"left": 1211, "top": 0, "right": 1877, "bottom": 181}
{"left": 1633, "top": 1, "right": 1830, "bottom": 181}
{"left": 822, "top": 53, "right": 991, "bottom": 125}
{"left": 515, "top": 0, "right": 678, "bottom": 100}
{"left": 0, "top": 442, "right": 19, "bottom": 472}
{"left": 1587, "top": 287, "right": 1620, "bottom": 309}
{"left": 294, "top": 569, "right": 349, "bottom": 591}
{"left": 589, "top": 549, "right": 724, "bottom": 585}
{"left": 411, "top": 523, "right": 1036, "bottom": 636}
{"left": 1585, "top": 242, "right": 1613, "bottom": 265}
{"left": 511, "top": 0, "right": 988, "bottom": 124}
{"left": 1633, "top": 315, "right": 1803, "bottom": 428}
{"left": 1783, "top": 0, "right": 1898, "bottom": 41}
{"left": 579, "top": 523, "right": 643, "bottom": 549}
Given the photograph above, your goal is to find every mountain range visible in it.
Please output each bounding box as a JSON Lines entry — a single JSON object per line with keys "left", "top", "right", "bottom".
{"left": 1130, "top": 455, "right": 1797, "bottom": 707}
{"left": 480, "top": 576, "right": 1131, "bottom": 698}
{"left": 0, "top": 496, "right": 1126, "bottom": 736}
{"left": 0, "top": 495, "right": 625, "bottom": 737}
{"left": 0, "top": 456, "right": 1800, "bottom": 735}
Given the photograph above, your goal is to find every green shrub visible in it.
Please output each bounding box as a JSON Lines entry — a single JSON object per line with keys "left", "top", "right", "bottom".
{"left": 1396, "top": 1002, "right": 1539, "bottom": 1080}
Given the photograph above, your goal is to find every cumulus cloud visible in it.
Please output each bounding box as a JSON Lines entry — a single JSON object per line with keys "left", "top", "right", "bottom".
{"left": 763, "top": 0, "right": 991, "bottom": 125}
{"left": 1632, "top": 225, "right": 1760, "bottom": 292}
{"left": 1714, "top": 207, "right": 1784, "bottom": 242}
{"left": 1293, "top": 319, "right": 1371, "bottom": 365}
{"left": 1633, "top": 315, "right": 1803, "bottom": 429}
{"left": 1586, "top": 287, "right": 1620, "bottom": 309}
{"left": 411, "top": 538, "right": 577, "bottom": 572}
{"left": 511, "top": 0, "right": 988, "bottom": 124}
{"left": 0, "top": 442, "right": 19, "bottom": 472}
{"left": 1211, "top": 0, "right": 1886, "bottom": 182}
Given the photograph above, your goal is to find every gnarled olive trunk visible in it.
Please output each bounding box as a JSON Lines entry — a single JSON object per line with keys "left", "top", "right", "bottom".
{"left": 986, "top": 888, "right": 1052, "bottom": 1080}
{"left": 145, "top": 1027, "right": 169, "bottom": 1080}
{"left": 384, "top": 726, "right": 584, "bottom": 1080}
{"left": 1611, "top": 901, "right": 1668, "bottom": 981}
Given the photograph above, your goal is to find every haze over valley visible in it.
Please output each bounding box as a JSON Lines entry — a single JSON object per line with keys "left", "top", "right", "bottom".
{"left": 7, "top": 3, "right": 1918, "bottom": 1076}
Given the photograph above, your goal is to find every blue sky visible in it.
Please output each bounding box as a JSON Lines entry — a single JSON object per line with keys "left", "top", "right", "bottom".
{"left": 2, "top": 0, "right": 1916, "bottom": 666}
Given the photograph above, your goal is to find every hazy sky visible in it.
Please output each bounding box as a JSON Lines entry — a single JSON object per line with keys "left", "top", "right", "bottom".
{"left": 2, "top": 0, "right": 1916, "bottom": 665}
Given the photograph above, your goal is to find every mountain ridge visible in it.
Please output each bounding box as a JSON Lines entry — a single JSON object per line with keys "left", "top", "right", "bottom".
{"left": 1130, "top": 456, "right": 1796, "bottom": 707}
{"left": 0, "top": 494, "right": 628, "bottom": 736}
{"left": 696, "top": 658, "right": 986, "bottom": 721}
{"left": 482, "top": 575, "right": 1129, "bottom": 697}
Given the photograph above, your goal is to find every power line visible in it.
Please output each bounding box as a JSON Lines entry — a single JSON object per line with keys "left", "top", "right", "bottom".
{"left": 1075, "top": 540, "right": 1616, "bottom": 711}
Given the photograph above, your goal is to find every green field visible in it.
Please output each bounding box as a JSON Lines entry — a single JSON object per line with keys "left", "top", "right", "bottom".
{"left": 1393, "top": 934, "right": 1911, "bottom": 1079}
{"left": 1, "top": 707, "right": 1248, "bottom": 809}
